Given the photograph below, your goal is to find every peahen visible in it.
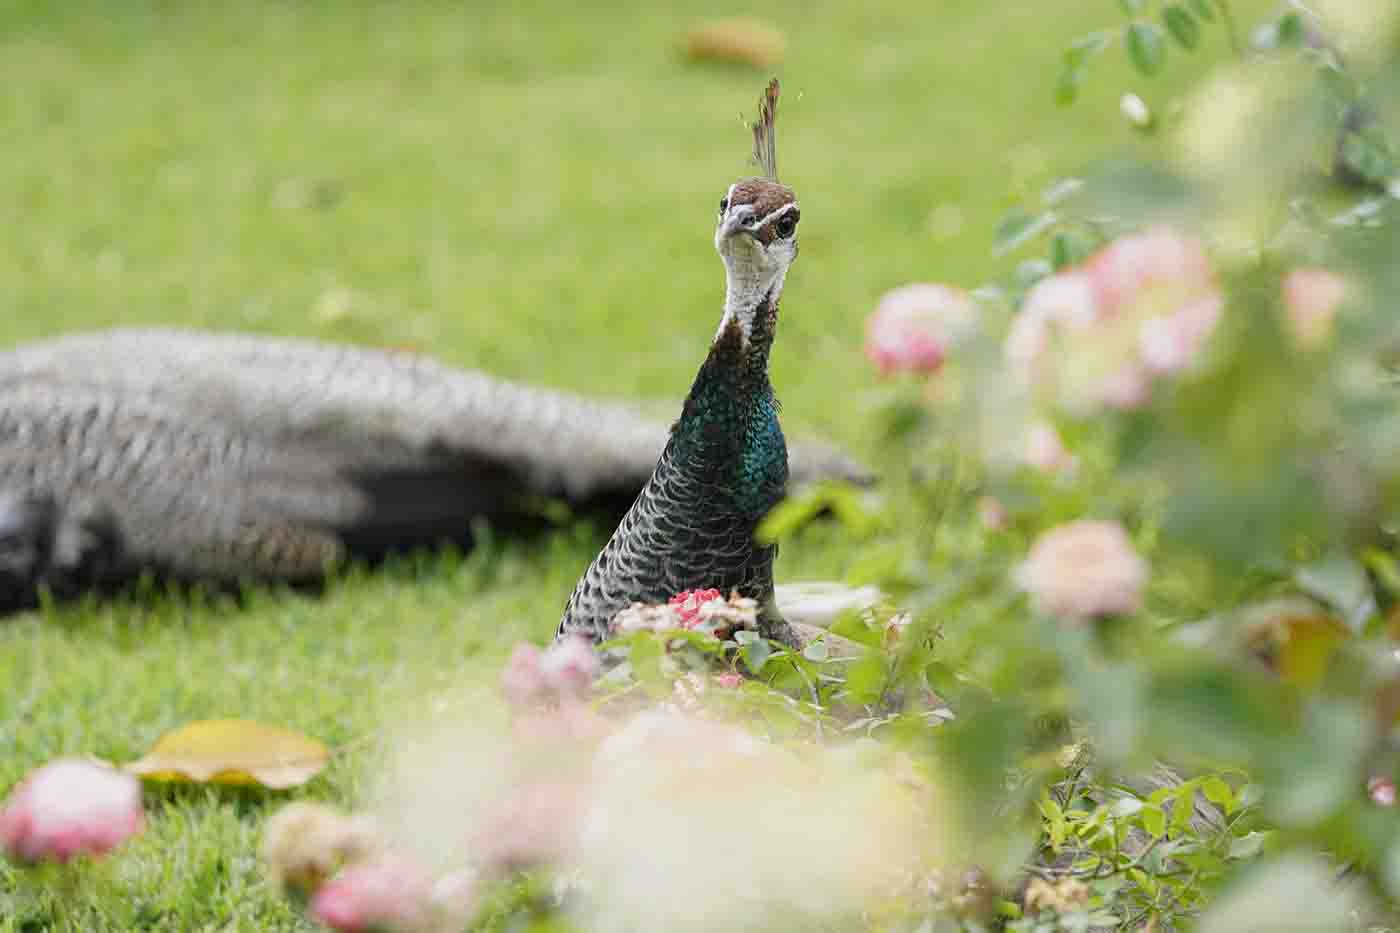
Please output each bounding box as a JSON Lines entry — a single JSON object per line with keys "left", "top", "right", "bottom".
{"left": 0, "top": 326, "right": 869, "bottom": 613}
{"left": 557, "top": 79, "right": 805, "bottom": 646}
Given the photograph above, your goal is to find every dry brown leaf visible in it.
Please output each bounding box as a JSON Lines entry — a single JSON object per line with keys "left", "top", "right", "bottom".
{"left": 125, "top": 719, "right": 331, "bottom": 789}
{"left": 684, "top": 18, "right": 787, "bottom": 69}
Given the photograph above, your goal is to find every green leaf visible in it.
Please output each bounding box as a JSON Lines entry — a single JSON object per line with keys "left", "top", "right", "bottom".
{"left": 801, "top": 639, "right": 829, "bottom": 662}
{"left": 1276, "top": 11, "right": 1304, "bottom": 46}
{"left": 993, "top": 208, "right": 1058, "bottom": 257}
{"left": 1056, "top": 66, "right": 1083, "bottom": 106}
{"left": 1110, "top": 796, "right": 1144, "bottom": 818}
{"left": 1126, "top": 22, "right": 1167, "bottom": 75}
{"left": 1188, "top": 0, "right": 1216, "bottom": 21}
{"left": 1294, "top": 553, "right": 1376, "bottom": 632}
{"left": 1229, "top": 831, "right": 1268, "bottom": 860}
{"left": 1201, "top": 776, "right": 1236, "bottom": 813}
{"left": 1064, "top": 32, "right": 1110, "bottom": 70}
{"left": 1041, "top": 795, "right": 1068, "bottom": 849}
{"left": 742, "top": 637, "right": 771, "bottom": 675}
{"left": 843, "top": 653, "right": 888, "bottom": 704}
{"left": 1170, "top": 788, "right": 1196, "bottom": 835}
{"left": 1119, "top": 0, "right": 1145, "bottom": 12}
{"left": 1162, "top": 4, "right": 1200, "bottom": 50}
{"left": 1141, "top": 804, "right": 1167, "bottom": 838}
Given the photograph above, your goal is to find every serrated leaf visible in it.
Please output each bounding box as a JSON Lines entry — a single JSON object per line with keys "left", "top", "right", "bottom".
{"left": 1126, "top": 22, "right": 1166, "bottom": 75}
{"left": 1141, "top": 804, "right": 1167, "bottom": 837}
{"left": 126, "top": 719, "right": 330, "bottom": 789}
{"left": 1188, "top": 0, "right": 1216, "bottom": 22}
{"left": 1162, "top": 4, "right": 1200, "bottom": 49}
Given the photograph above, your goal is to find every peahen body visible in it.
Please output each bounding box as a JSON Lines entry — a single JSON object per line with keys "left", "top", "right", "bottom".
{"left": 0, "top": 326, "right": 867, "bottom": 612}
{"left": 558, "top": 80, "right": 803, "bottom": 646}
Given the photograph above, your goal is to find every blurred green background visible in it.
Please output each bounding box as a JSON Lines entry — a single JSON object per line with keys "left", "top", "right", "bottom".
{"left": 0, "top": 1, "right": 1258, "bottom": 927}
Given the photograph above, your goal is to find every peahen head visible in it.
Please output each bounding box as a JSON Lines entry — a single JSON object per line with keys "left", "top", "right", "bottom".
{"left": 713, "top": 79, "right": 799, "bottom": 350}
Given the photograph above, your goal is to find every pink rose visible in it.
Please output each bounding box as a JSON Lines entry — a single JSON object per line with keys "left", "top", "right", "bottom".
{"left": 866, "top": 284, "right": 978, "bottom": 376}
{"left": 1005, "top": 227, "right": 1221, "bottom": 413}
{"left": 669, "top": 589, "right": 725, "bottom": 628}
{"left": 0, "top": 758, "right": 144, "bottom": 864}
{"left": 1283, "top": 267, "right": 1346, "bottom": 350}
{"left": 1015, "top": 520, "right": 1149, "bottom": 621}
{"left": 308, "top": 857, "right": 432, "bottom": 932}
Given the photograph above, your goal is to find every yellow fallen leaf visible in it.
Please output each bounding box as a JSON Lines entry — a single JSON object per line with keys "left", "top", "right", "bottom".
{"left": 684, "top": 18, "right": 786, "bottom": 69}
{"left": 125, "top": 719, "right": 331, "bottom": 789}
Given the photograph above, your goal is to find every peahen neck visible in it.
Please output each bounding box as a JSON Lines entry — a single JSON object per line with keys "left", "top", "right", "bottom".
{"left": 674, "top": 272, "right": 788, "bottom": 514}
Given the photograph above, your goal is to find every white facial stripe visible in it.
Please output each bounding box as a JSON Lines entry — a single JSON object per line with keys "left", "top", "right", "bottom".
{"left": 752, "top": 202, "right": 799, "bottom": 228}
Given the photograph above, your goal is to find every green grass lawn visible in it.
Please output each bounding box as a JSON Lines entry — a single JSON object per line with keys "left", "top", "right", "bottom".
{"left": 0, "top": 1, "right": 1255, "bottom": 927}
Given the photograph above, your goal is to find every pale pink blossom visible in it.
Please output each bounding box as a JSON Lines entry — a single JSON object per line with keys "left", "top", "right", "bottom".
{"left": 866, "top": 283, "right": 978, "bottom": 376}
{"left": 0, "top": 758, "right": 144, "bottom": 864}
{"left": 1024, "top": 420, "right": 1076, "bottom": 474}
{"left": 500, "top": 642, "right": 549, "bottom": 708}
{"left": 308, "top": 857, "right": 433, "bottom": 932}
{"left": 1004, "top": 273, "right": 1098, "bottom": 371}
{"left": 1369, "top": 776, "right": 1396, "bottom": 807}
{"left": 1015, "top": 520, "right": 1149, "bottom": 621}
{"left": 1005, "top": 227, "right": 1222, "bottom": 413}
{"left": 715, "top": 672, "right": 744, "bottom": 689}
{"left": 1283, "top": 267, "right": 1347, "bottom": 349}
{"left": 540, "top": 636, "right": 599, "bottom": 700}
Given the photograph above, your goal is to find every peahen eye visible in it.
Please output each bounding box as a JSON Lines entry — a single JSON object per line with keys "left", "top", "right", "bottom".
{"left": 774, "top": 214, "right": 797, "bottom": 239}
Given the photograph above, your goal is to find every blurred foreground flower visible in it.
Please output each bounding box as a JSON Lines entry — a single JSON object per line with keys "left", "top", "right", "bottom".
{"left": 1368, "top": 776, "right": 1396, "bottom": 807}
{"left": 0, "top": 758, "right": 144, "bottom": 864}
{"left": 1016, "top": 520, "right": 1149, "bottom": 621}
{"left": 1282, "top": 267, "right": 1346, "bottom": 350}
{"left": 1024, "top": 420, "right": 1077, "bottom": 475}
{"left": 1006, "top": 226, "right": 1222, "bottom": 413}
{"left": 576, "top": 709, "right": 940, "bottom": 932}
{"left": 260, "top": 802, "right": 379, "bottom": 898}
{"left": 501, "top": 637, "right": 599, "bottom": 708}
{"left": 366, "top": 688, "right": 943, "bottom": 933}
{"left": 866, "top": 283, "right": 978, "bottom": 376}
{"left": 308, "top": 856, "right": 435, "bottom": 933}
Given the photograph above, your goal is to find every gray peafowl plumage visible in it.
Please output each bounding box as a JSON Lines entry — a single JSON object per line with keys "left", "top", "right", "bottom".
{"left": 557, "top": 79, "right": 803, "bottom": 646}
{"left": 0, "top": 323, "right": 868, "bottom": 612}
